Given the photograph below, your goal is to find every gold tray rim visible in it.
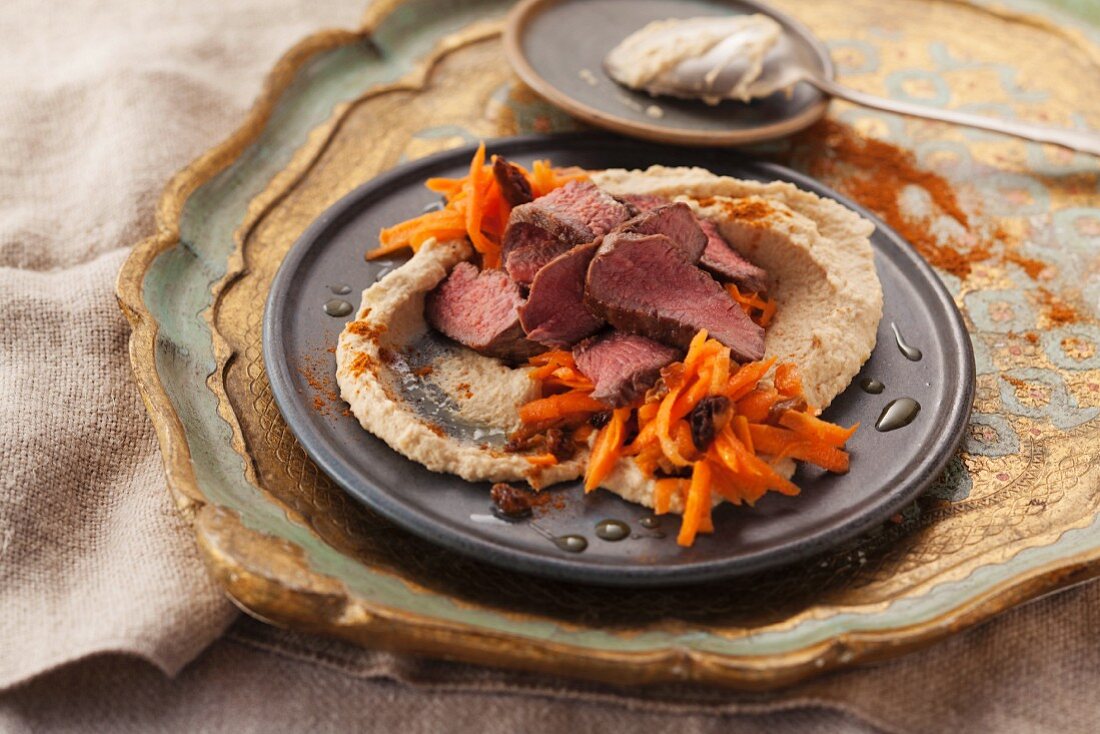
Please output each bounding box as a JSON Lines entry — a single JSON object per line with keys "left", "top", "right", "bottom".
{"left": 116, "top": 0, "right": 1100, "bottom": 689}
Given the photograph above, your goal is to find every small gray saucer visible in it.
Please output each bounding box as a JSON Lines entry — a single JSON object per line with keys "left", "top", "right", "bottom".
{"left": 504, "top": 0, "right": 833, "bottom": 147}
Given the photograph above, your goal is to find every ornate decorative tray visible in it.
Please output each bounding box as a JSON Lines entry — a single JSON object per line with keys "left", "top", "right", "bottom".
{"left": 118, "top": 0, "right": 1100, "bottom": 688}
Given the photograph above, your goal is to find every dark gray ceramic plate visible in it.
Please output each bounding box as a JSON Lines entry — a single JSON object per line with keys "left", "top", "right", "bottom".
{"left": 504, "top": 0, "right": 833, "bottom": 146}
{"left": 263, "top": 134, "right": 975, "bottom": 587}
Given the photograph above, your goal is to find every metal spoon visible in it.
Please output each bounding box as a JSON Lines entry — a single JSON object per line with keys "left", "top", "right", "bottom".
{"left": 630, "top": 17, "right": 1100, "bottom": 156}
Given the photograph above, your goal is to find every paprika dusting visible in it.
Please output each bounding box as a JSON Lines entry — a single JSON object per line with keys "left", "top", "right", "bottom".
{"left": 788, "top": 120, "right": 1084, "bottom": 324}
{"left": 1037, "top": 287, "right": 1080, "bottom": 325}
{"left": 794, "top": 120, "right": 990, "bottom": 279}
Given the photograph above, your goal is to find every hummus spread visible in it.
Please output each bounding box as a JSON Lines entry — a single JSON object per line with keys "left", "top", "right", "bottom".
{"left": 337, "top": 166, "right": 882, "bottom": 508}
{"left": 335, "top": 237, "right": 586, "bottom": 489}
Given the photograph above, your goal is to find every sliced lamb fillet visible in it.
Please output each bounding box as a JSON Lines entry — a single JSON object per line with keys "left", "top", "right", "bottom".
{"left": 622, "top": 194, "right": 769, "bottom": 293}
{"left": 502, "top": 180, "right": 631, "bottom": 285}
{"left": 585, "top": 232, "right": 765, "bottom": 362}
{"left": 697, "top": 218, "right": 769, "bottom": 294}
{"left": 499, "top": 225, "right": 565, "bottom": 288}
{"left": 425, "top": 261, "right": 541, "bottom": 362}
{"left": 619, "top": 202, "right": 706, "bottom": 262}
{"left": 519, "top": 241, "right": 604, "bottom": 348}
{"left": 574, "top": 332, "right": 680, "bottom": 407}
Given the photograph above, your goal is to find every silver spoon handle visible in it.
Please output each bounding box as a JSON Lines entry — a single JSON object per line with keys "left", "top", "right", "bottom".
{"left": 808, "top": 75, "right": 1100, "bottom": 157}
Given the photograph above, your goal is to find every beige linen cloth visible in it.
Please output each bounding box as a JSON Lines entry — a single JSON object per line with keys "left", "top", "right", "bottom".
{"left": 2, "top": 1, "right": 1099, "bottom": 732}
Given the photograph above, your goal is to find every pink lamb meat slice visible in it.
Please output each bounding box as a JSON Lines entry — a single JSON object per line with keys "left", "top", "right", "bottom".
{"left": 425, "top": 261, "right": 541, "bottom": 362}
{"left": 697, "top": 219, "right": 769, "bottom": 294}
{"left": 518, "top": 241, "right": 604, "bottom": 348}
{"left": 502, "top": 180, "right": 631, "bottom": 286}
{"left": 573, "top": 331, "right": 680, "bottom": 407}
{"left": 585, "top": 231, "right": 765, "bottom": 362}
{"left": 621, "top": 193, "right": 769, "bottom": 293}
{"left": 618, "top": 202, "right": 707, "bottom": 263}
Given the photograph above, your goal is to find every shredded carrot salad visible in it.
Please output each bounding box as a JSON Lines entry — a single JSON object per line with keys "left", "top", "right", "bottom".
{"left": 366, "top": 142, "right": 588, "bottom": 267}
{"left": 518, "top": 331, "right": 857, "bottom": 547}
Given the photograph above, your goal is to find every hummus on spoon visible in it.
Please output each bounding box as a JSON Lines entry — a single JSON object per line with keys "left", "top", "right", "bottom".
{"left": 604, "top": 14, "right": 795, "bottom": 104}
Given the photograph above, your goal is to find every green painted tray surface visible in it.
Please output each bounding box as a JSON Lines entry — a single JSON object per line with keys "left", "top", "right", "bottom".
{"left": 139, "top": 0, "right": 1100, "bottom": 664}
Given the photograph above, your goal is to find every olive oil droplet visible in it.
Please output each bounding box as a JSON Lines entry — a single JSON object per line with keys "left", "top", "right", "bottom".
{"left": 323, "top": 299, "right": 353, "bottom": 317}
{"left": 860, "top": 377, "right": 885, "bottom": 394}
{"left": 891, "top": 323, "right": 923, "bottom": 361}
{"left": 875, "top": 398, "right": 921, "bottom": 432}
{"left": 553, "top": 535, "right": 588, "bottom": 553}
{"left": 595, "top": 519, "right": 630, "bottom": 541}
{"left": 329, "top": 283, "right": 352, "bottom": 295}
{"left": 639, "top": 516, "right": 661, "bottom": 529}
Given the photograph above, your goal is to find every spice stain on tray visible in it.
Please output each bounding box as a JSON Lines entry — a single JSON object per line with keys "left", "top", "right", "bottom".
{"left": 791, "top": 120, "right": 1059, "bottom": 284}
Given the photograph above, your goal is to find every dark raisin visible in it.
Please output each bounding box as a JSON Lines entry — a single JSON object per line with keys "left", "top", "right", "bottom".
{"left": 492, "top": 156, "right": 534, "bottom": 207}
{"left": 491, "top": 483, "right": 533, "bottom": 519}
{"left": 589, "top": 411, "right": 612, "bottom": 429}
{"left": 689, "top": 395, "right": 731, "bottom": 450}
{"left": 503, "top": 434, "right": 542, "bottom": 453}
{"left": 546, "top": 428, "right": 576, "bottom": 461}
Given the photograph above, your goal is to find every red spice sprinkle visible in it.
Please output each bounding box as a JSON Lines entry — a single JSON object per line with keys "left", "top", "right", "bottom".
{"left": 1037, "top": 287, "right": 1080, "bottom": 325}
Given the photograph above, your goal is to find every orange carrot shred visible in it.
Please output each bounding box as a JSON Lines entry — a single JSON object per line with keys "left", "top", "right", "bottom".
{"left": 706, "top": 459, "right": 746, "bottom": 506}
{"left": 464, "top": 142, "right": 496, "bottom": 258}
{"left": 426, "top": 177, "right": 464, "bottom": 198}
{"left": 758, "top": 297, "right": 777, "bottom": 327}
{"left": 631, "top": 440, "right": 664, "bottom": 474}
{"left": 654, "top": 478, "right": 682, "bottom": 515}
{"left": 524, "top": 453, "right": 559, "bottom": 467}
{"left": 655, "top": 383, "right": 691, "bottom": 467}
{"left": 584, "top": 407, "right": 630, "bottom": 492}
{"left": 735, "top": 388, "right": 778, "bottom": 423}
{"left": 673, "top": 421, "right": 698, "bottom": 463}
{"left": 637, "top": 402, "right": 660, "bottom": 425}
{"left": 777, "top": 410, "right": 858, "bottom": 447}
{"left": 709, "top": 345, "right": 731, "bottom": 394}
{"left": 713, "top": 428, "right": 800, "bottom": 496}
{"left": 774, "top": 363, "right": 804, "bottom": 398}
{"left": 732, "top": 415, "right": 754, "bottom": 454}
{"left": 529, "top": 350, "right": 574, "bottom": 367}
{"left": 747, "top": 424, "right": 850, "bottom": 474}
{"left": 519, "top": 391, "right": 605, "bottom": 425}
{"left": 726, "top": 284, "right": 778, "bottom": 327}
{"left": 724, "top": 357, "right": 777, "bottom": 400}
{"left": 777, "top": 442, "right": 850, "bottom": 474}
{"left": 677, "top": 461, "right": 712, "bottom": 546}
